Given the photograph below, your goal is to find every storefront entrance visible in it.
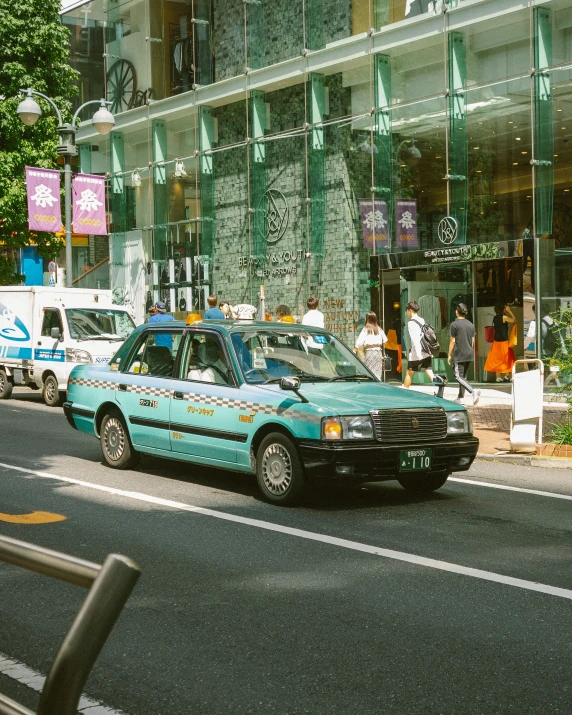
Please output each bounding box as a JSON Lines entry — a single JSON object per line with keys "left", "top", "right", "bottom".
{"left": 377, "top": 258, "right": 525, "bottom": 385}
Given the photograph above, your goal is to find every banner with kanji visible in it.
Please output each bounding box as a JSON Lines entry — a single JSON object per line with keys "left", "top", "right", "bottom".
{"left": 72, "top": 173, "right": 107, "bottom": 235}
{"left": 359, "top": 199, "right": 389, "bottom": 250}
{"left": 25, "top": 167, "right": 62, "bottom": 232}
{"left": 395, "top": 198, "right": 418, "bottom": 249}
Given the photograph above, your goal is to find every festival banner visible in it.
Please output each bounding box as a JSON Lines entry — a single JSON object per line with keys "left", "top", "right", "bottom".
{"left": 395, "top": 198, "right": 418, "bottom": 249}
{"left": 359, "top": 199, "right": 389, "bottom": 250}
{"left": 72, "top": 173, "right": 107, "bottom": 235}
{"left": 25, "top": 167, "right": 62, "bottom": 232}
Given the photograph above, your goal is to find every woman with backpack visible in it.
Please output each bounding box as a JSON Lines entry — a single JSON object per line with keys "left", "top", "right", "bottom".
{"left": 484, "top": 303, "right": 516, "bottom": 382}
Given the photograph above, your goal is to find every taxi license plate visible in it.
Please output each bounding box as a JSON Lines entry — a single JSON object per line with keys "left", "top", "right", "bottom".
{"left": 399, "top": 448, "right": 432, "bottom": 472}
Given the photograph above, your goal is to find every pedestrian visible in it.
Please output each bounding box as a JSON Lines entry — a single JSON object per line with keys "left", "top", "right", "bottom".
{"left": 148, "top": 301, "right": 175, "bottom": 349}
{"left": 276, "top": 305, "right": 295, "bottom": 323}
{"left": 355, "top": 311, "right": 388, "bottom": 380}
{"left": 302, "top": 296, "right": 324, "bottom": 328}
{"left": 447, "top": 303, "right": 480, "bottom": 405}
{"left": 484, "top": 303, "right": 516, "bottom": 382}
{"left": 219, "top": 301, "right": 235, "bottom": 319}
{"left": 203, "top": 295, "right": 225, "bottom": 320}
{"left": 403, "top": 300, "right": 437, "bottom": 388}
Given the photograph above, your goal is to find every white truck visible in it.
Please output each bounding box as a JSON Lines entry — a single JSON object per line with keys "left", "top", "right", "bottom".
{"left": 0, "top": 287, "right": 137, "bottom": 406}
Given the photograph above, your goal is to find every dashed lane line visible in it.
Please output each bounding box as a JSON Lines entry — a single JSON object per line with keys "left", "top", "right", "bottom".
{"left": 1, "top": 461, "right": 572, "bottom": 602}
{"left": 0, "top": 652, "right": 127, "bottom": 714}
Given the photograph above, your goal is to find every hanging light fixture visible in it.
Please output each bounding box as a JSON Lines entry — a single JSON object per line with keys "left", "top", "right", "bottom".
{"left": 174, "top": 159, "right": 187, "bottom": 177}
{"left": 402, "top": 139, "right": 422, "bottom": 167}
{"left": 132, "top": 170, "right": 141, "bottom": 187}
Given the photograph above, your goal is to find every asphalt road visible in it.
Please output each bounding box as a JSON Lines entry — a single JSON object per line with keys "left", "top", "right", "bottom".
{"left": 1, "top": 388, "right": 571, "bottom": 714}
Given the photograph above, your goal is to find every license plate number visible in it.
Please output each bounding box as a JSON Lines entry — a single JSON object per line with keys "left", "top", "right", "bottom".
{"left": 399, "top": 448, "right": 432, "bottom": 472}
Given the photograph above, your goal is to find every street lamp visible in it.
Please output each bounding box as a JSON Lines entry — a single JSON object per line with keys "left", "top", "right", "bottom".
{"left": 16, "top": 88, "right": 115, "bottom": 287}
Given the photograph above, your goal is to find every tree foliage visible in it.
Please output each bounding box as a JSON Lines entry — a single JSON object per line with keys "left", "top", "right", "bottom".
{"left": 0, "top": 0, "right": 78, "bottom": 284}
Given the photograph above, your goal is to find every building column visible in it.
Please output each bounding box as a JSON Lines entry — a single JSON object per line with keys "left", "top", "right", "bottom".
{"left": 307, "top": 73, "right": 326, "bottom": 290}
{"left": 249, "top": 91, "right": 268, "bottom": 260}
{"left": 110, "top": 132, "right": 126, "bottom": 233}
{"left": 533, "top": 7, "right": 553, "bottom": 236}
{"left": 199, "top": 106, "right": 216, "bottom": 262}
{"left": 78, "top": 144, "right": 92, "bottom": 174}
{"left": 152, "top": 119, "right": 168, "bottom": 261}
{"left": 246, "top": 0, "right": 265, "bottom": 71}
{"left": 374, "top": 54, "right": 392, "bottom": 250}
{"left": 306, "top": 0, "right": 324, "bottom": 51}
{"left": 447, "top": 31, "right": 468, "bottom": 244}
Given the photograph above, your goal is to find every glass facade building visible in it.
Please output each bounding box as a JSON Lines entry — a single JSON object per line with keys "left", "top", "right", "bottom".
{"left": 63, "top": 0, "right": 572, "bottom": 385}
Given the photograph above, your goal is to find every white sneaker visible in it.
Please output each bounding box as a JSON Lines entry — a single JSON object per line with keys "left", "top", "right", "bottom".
{"left": 472, "top": 389, "right": 481, "bottom": 406}
{"left": 454, "top": 397, "right": 464, "bottom": 405}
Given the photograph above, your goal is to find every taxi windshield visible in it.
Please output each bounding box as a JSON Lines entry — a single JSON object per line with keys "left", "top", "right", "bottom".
{"left": 230, "top": 329, "right": 375, "bottom": 384}
{"left": 66, "top": 309, "right": 136, "bottom": 341}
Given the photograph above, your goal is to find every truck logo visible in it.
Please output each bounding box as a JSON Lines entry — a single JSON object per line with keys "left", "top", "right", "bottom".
{"left": 0, "top": 304, "right": 30, "bottom": 342}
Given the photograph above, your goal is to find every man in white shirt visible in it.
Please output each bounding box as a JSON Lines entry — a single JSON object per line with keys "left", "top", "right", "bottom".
{"left": 302, "top": 296, "right": 324, "bottom": 328}
{"left": 403, "top": 300, "right": 437, "bottom": 389}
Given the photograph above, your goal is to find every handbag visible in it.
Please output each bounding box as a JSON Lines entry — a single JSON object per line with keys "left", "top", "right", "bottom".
{"left": 508, "top": 323, "right": 518, "bottom": 348}
{"left": 382, "top": 353, "right": 392, "bottom": 372}
{"left": 484, "top": 325, "right": 495, "bottom": 343}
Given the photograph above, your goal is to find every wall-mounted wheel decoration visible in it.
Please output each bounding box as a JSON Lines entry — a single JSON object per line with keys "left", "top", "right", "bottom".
{"left": 106, "top": 59, "right": 137, "bottom": 114}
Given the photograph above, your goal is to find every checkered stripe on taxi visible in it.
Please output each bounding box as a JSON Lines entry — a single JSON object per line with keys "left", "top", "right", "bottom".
{"left": 68, "top": 377, "right": 117, "bottom": 390}
{"left": 180, "top": 390, "right": 322, "bottom": 423}
{"left": 124, "top": 384, "right": 172, "bottom": 398}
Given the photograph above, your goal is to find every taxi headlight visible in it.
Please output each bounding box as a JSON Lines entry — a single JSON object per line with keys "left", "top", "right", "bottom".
{"left": 321, "top": 415, "right": 374, "bottom": 440}
{"left": 66, "top": 348, "right": 92, "bottom": 364}
{"left": 446, "top": 410, "right": 470, "bottom": 435}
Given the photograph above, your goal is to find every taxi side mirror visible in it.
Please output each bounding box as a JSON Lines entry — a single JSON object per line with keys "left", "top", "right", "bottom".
{"left": 280, "top": 376, "right": 301, "bottom": 391}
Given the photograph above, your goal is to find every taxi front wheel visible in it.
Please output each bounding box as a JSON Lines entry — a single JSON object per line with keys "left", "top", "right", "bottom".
{"left": 256, "top": 433, "right": 305, "bottom": 506}
{"left": 397, "top": 472, "right": 449, "bottom": 493}
{"left": 100, "top": 411, "right": 141, "bottom": 470}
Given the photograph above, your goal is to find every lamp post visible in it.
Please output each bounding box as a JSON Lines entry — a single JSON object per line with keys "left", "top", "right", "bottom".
{"left": 17, "top": 88, "right": 115, "bottom": 287}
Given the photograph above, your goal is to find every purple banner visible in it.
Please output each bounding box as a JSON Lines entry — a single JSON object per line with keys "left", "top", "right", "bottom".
{"left": 73, "top": 173, "right": 107, "bottom": 235}
{"left": 359, "top": 199, "right": 389, "bottom": 250}
{"left": 395, "top": 199, "right": 418, "bottom": 249}
{"left": 25, "top": 167, "right": 62, "bottom": 233}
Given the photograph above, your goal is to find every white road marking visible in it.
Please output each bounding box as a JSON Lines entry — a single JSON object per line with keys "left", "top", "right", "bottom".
{"left": 0, "top": 652, "right": 127, "bottom": 714}
{"left": 1, "top": 461, "right": 572, "bottom": 602}
{"left": 450, "top": 476, "right": 572, "bottom": 501}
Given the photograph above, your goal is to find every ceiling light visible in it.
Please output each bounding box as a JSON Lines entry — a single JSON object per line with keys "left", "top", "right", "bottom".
{"left": 132, "top": 170, "right": 141, "bottom": 187}
{"left": 554, "top": 154, "right": 559, "bottom": 157}
{"left": 521, "top": 151, "right": 528, "bottom": 155}
{"left": 562, "top": 127, "right": 567, "bottom": 130}
{"left": 565, "top": 189, "right": 570, "bottom": 193}
{"left": 515, "top": 137, "right": 521, "bottom": 141}
{"left": 512, "top": 162, "right": 518, "bottom": 166}
{"left": 557, "top": 108, "right": 563, "bottom": 112}
{"left": 508, "top": 121, "right": 514, "bottom": 124}
{"left": 473, "top": 146, "right": 480, "bottom": 150}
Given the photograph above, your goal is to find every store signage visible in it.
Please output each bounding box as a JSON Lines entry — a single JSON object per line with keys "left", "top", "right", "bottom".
{"left": 359, "top": 199, "right": 389, "bottom": 249}
{"left": 238, "top": 249, "right": 309, "bottom": 279}
{"left": 257, "top": 189, "right": 289, "bottom": 244}
{"left": 25, "top": 167, "right": 62, "bottom": 232}
{"left": 72, "top": 173, "right": 107, "bottom": 235}
{"left": 437, "top": 216, "right": 458, "bottom": 245}
{"left": 395, "top": 199, "right": 418, "bottom": 249}
{"left": 424, "top": 242, "right": 501, "bottom": 264}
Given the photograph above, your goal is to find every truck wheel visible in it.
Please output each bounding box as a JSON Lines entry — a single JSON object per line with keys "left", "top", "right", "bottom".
{"left": 100, "top": 411, "right": 140, "bottom": 469}
{"left": 43, "top": 375, "right": 63, "bottom": 407}
{"left": 0, "top": 369, "right": 13, "bottom": 400}
{"left": 256, "top": 432, "right": 305, "bottom": 506}
{"left": 398, "top": 472, "right": 449, "bottom": 494}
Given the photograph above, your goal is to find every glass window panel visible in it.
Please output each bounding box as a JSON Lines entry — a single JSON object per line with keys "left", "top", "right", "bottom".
{"left": 245, "top": 0, "right": 303, "bottom": 69}
{"left": 214, "top": 100, "right": 247, "bottom": 148}
{"left": 464, "top": 79, "right": 532, "bottom": 244}
{"left": 385, "top": 34, "right": 445, "bottom": 104}
{"left": 214, "top": 0, "right": 245, "bottom": 80}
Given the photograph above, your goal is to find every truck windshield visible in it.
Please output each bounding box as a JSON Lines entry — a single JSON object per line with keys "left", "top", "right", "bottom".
{"left": 231, "top": 330, "right": 375, "bottom": 384}
{"left": 65, "top": 309, "right": 136, "bottom": 341}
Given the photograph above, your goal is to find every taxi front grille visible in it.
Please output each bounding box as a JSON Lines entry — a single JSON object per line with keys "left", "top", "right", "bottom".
{"left": 370, "top": 408, "right": 447, "bottom": 443}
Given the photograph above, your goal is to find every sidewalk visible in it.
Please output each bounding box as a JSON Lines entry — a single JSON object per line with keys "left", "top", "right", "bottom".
{"left": 408, "top": 384, "right": 570, "bottom": 460}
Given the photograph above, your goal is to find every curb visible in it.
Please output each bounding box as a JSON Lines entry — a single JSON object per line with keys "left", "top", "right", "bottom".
{"left": 476, "top": 453, "right": 572, "bottom": 470}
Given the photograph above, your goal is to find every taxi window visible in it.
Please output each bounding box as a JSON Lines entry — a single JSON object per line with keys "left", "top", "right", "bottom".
{"left": 179, "top": 332, "right": 232, "bottom": 385}
{"left": 125, "top": 330, "right": 183, "bottom": 377}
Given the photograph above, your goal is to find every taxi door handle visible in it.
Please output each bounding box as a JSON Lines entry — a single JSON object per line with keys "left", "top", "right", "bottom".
{"left": 173, "top": 391, "right": 184, "bottom": 400}
{"left": 118, "top": 384, "right": 128, "bottom": 392}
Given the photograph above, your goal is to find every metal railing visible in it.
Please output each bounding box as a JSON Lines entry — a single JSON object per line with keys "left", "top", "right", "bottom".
{"left": 0, "top": 536, "right": 141, "bottom": 715}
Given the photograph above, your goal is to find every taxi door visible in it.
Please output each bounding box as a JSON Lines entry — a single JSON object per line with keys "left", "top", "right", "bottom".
{"left": 169, "top": 330, "right": 241, "bottom": 464}
{"left": 116, "top": 327, "right": 183, "bottom": 452}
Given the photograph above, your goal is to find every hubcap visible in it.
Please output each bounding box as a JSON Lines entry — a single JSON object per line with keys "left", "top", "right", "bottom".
{"left": 103, "top": 417, "right": 125, "bottom": 461}
{"left": 0, "top": 373, "right": 5, "bottom": 391}
{"left": 46, "top": 379, "right": 56, "bottom": 402}
{"left": 261, "top": 443, "right": 292, "bottom": 495}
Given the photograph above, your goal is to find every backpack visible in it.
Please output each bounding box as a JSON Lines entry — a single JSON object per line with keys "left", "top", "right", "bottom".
{"left": 410, "top": 318, "right": 440, "bottom": 356}
{"left": 542, "top": 318, "right": 558, "bottom": 357}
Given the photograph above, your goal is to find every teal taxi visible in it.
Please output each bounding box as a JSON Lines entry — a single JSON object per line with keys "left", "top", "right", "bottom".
{"left": 64, "top": 321, "right": 478, "bottom": 505}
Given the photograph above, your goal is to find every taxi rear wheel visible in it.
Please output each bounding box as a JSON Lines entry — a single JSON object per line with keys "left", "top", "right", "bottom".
{"left": 397, "top": 472, "right": 449, "bottom": 493}
{"left": 256, "top": 432, "right": 305, "bottom": 506}
{"left": 100, "top": 411, "right": 140, "bottom": 469}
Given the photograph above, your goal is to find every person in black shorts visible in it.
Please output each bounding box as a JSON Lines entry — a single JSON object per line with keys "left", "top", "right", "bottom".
{"left": 448, "top": 303, "right": 480, "bottom": 405}
{"left": 403, "top": 301, "right": 437, "bottom": 388}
